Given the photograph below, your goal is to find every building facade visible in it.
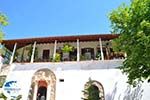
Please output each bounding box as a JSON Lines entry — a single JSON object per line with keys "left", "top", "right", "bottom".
{"left": 0, "top": 34, "right": 149, "bottom": 100}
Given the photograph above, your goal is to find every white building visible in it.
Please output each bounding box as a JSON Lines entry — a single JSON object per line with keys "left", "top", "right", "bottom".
{"left": 0, "top": 34, "right": 149, "bottom": 100}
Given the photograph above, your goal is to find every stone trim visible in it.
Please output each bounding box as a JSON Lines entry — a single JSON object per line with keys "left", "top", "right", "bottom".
{"left": 28, "top": 68, "right": 56, "bottom": 100}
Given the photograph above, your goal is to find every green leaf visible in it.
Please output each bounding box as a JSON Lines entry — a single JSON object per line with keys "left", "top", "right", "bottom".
{"left": 109, "top": 0, "right": 150, "bottom": 85}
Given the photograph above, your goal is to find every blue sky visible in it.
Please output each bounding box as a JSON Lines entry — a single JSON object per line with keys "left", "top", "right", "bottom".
{"left": 0, "top": 0, "right": 130, "bottom": 39}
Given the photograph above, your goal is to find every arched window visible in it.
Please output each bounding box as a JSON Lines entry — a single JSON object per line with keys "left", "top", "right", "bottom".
{"left": 83, "top": 79, "right": 105, "bottom": 100}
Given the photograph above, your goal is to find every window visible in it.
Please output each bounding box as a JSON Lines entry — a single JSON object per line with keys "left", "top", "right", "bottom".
{"left": 81, "top": 48, "right": 94, "bottom": 60}
{"left": 59, "top": 79, "right": 64, "bottom": 82}
{"left": 42, "top": 50, "right": 50, "bottom": 61}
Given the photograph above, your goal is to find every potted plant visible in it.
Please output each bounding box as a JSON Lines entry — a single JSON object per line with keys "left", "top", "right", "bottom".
{"left": 61, "top": 44, "right": 73, "bottom": 53}
{"left": 53, "top": 53, "right": 61, "bottom": 62}
{"left": 61, "top": 44, "right": 73, "bottom": 61}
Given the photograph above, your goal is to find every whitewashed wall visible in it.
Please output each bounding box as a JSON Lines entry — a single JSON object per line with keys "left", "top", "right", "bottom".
{"left": 55, "top": 69, "right": 150, "bottom": 100}
{"left": 2, "top": 60, "right": 150, "bottom": 100}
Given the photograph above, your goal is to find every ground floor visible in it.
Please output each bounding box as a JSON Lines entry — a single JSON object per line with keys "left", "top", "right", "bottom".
{"left": 1, "top": 61, "right": 150, "bottom": 100}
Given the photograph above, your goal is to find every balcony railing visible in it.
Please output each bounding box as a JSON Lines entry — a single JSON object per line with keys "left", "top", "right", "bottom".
{"left": 0, "top": 38, "right": 125, "bottom": 64}
{"left": 8, "top": 51, "right": 125, "bottom": 63}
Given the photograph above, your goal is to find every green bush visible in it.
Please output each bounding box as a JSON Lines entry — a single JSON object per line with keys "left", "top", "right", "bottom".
{"left": 53, "top": 53, "right": 61, "bottom": 62}
{"left": 0, "top": 93, "right": 22, "bottom": 100}
{"left": 0, "top": 93, "right": 7, "bottom": 100}
{"left": 82, "top": 79, "right": 101, "bottom": 100}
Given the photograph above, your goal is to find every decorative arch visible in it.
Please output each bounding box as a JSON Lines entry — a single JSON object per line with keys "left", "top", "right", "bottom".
{"left": 28, "top": 68, "right": 56, "bottom": 100}
{"left": 84, "top": 79, "right": 105, "bottom": 100}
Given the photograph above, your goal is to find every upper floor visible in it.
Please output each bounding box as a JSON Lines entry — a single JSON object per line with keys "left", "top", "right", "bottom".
{"left": 0, "top": 34, "right": 125, "bottom": 64}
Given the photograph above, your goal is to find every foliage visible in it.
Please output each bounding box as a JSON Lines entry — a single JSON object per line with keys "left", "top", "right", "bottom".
{"left": 20, "top": 48, "right": 25, "bottom": 62}
{"left": 0, "top": 93, "right": 22, "bottom": 100}
{"left": 0, "top": 13, "right": 8, "bottom": 40}
{"left": 96, "top": 52, "right": 101, "bottom": 60}
{"left": 0, "top": 93, "right": 7, "bottom": 100}
{"left": 80, "top": 55, "right": 86, "bottom": 61}
{"left": 27, "top": 45, "right": 33, "bottom": 60}
{"left": 109, "top": 0, "right": 150, "bottom": 85}
{"left": 0, "top": 31, "right": 4, "bottom": 40}
{"left": 70, "top": 55, "right": 77, "bottom": 61}
{"left": 53, "top": 53, "right": 61, "bottom": 62}
{"left": 0, "top": 13, "right": 8, "bottom": 26}
{"left": 0, "top": 47, "right": 12, "bottom": 64}
{"left": 0, "top": 76, "right": 6, "bottom": 88}
{"left": 61, "top": 44, "right": 73, "bottom": 53}
{"left": 0, "top": 82, "right": 3, "bottom": 88}
{"left": 82, "top": 79, "right": 100, "bottom": 100}
{"left": 16, "top": 95, "right": 22, "bottom": 100}
{"left": 0, "top": 45, "right": 5, "bottom": 56}
{"left": 13, "top": 51, "right": 19, "bottom": 62}
{"left": 27, "top": 45, "right": 38, "bottom": 61}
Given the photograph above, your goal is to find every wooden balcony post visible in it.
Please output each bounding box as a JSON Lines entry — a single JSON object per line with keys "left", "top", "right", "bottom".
{"left": 106, "top": 47, "right": 109, "bottom": 60}
{"left": 77, "top": 39, "right": 80, "bottom": 61}
{"left": 30, "top": 41, "right": 36, "bottom": 63}
{"left": 99, "top": 38, "right": 104, "bottom": 60}
{"left": 53, "top": 40, "right": 57, "bottom": 61}
{"left": 9, "top": 43, "right": 17, "bottom": 64}
{"left": 21, "top": 47, "right": 25, "bottom": 62}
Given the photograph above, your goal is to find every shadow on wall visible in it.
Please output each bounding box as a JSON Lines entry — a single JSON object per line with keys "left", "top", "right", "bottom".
{"left": 106, "top": 82, "right": 118, "bottom": 100}
{"left": 120, "top": 83, "right": 143, "bottom": 100}
{"left": 106, "top": 82, "right": 143, "bottom": 100}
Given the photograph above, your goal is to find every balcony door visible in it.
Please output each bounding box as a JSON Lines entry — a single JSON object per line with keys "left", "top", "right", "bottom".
{"left": 81, "top": 48, "right": 94, "bottom": 60}
{"left": 42, "top": 49, "right": 50, "bottom": 61}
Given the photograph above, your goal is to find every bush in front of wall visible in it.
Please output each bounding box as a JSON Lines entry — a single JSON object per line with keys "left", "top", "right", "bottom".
{"left": 0, "top": 93, "right": 7, "bottom": 100}
{"left": 82, "top": 79, "right": 101, "bottom": 100}
{"left": 0, "top": 93, "right": 22, "bottom": 100}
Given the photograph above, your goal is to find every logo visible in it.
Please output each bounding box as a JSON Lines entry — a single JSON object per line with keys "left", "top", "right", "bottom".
{"left": 2, "top": 81, "right": 21, "bottom": 99}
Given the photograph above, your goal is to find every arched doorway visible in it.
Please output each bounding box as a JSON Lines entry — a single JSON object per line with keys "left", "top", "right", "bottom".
{"left": 83, "top": 79, "right": 105, "bottom": 100}
{"left": 37, "top": 80, "right": 47, "bottom": 99}
{"left": 37, "top": 86, "right": 47, "bottom": 99}
{"left": 28, "top": 69, "right": 56, "bottom": 100}
{"left": 88, "top": 85, "right": 100, "bottom": 100}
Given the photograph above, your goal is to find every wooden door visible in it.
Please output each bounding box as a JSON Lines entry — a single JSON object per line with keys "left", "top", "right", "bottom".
{"left": 42, "top": 50, "right": 50, "bottom": 60}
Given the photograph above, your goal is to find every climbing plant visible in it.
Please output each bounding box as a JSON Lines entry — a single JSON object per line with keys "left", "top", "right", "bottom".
{"left": 82, "top": 79, "right": 101, "bottom": 100}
